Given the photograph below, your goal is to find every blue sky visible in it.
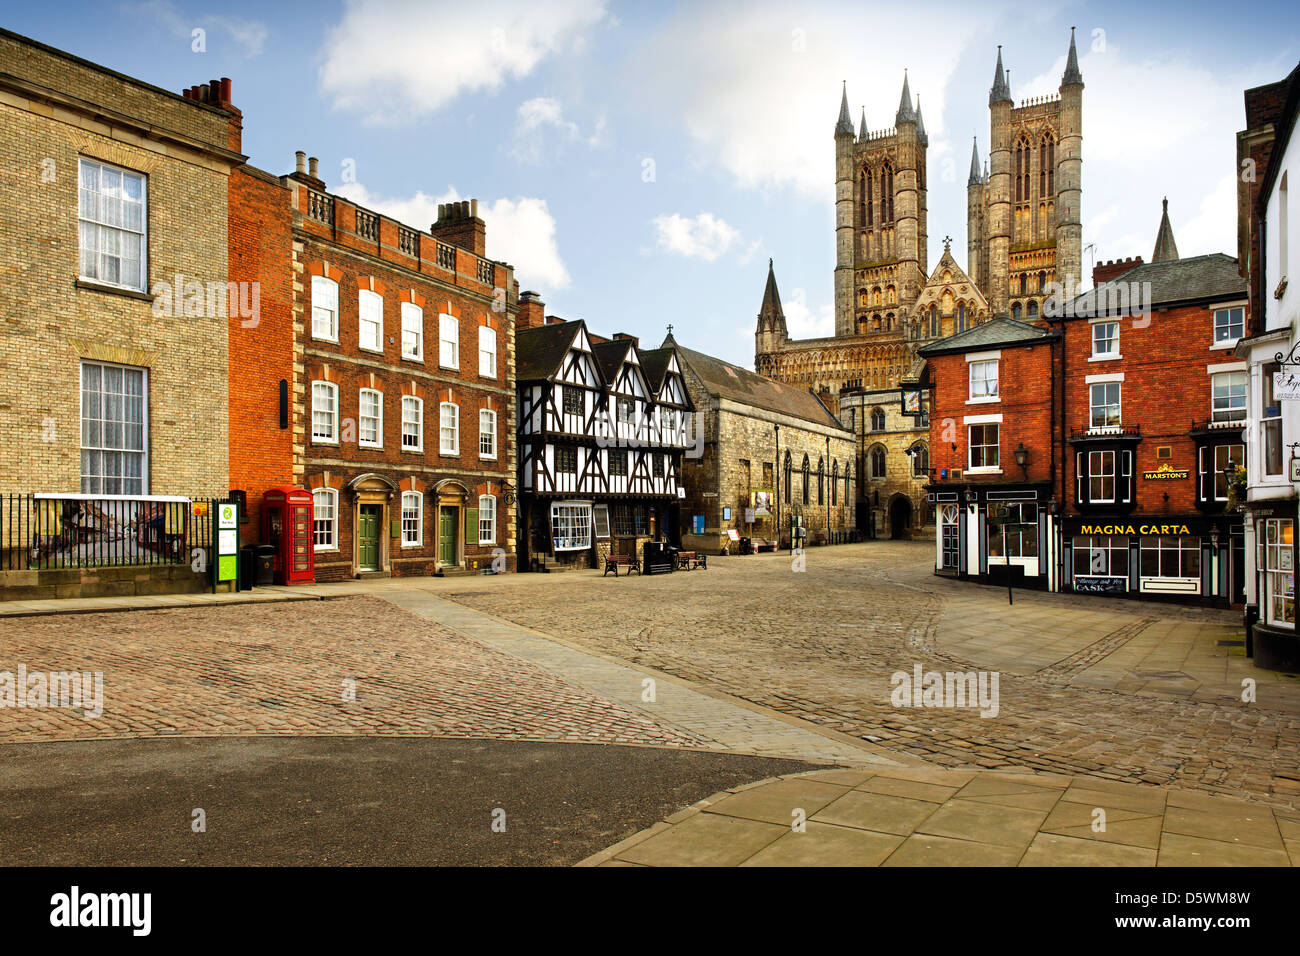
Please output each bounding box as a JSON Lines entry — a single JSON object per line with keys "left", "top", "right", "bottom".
{"left": 8, "top": 0, "right": 1299, "bottom": 367}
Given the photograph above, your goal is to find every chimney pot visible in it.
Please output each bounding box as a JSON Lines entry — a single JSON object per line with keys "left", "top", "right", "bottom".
{"left": 199, "top": 83, "right": 210, "bottom": 102}
{"left": 220, "top": 77, "right": 232, "bottom": 103}
{"left": 437, "top": 204, "right": 445, "bottom": 220}
{"left": 470, "top": 198, "right": 478, "bottom": 219}
{"left": 308, "top": 156, "right": 319, "bottom": 178}
{"left": 295, "top": 151, "right": 306, "bottom": 174}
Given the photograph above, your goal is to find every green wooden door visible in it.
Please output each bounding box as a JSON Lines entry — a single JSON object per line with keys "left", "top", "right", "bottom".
{"left": 358, "top": 505, "right": 381, "bottom": 571}
{"left": 439, "top": 506, "right": 458, "bottom": 566}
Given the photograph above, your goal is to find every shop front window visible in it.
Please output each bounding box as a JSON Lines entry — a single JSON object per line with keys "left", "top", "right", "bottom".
{"left": 1139, "top": 536, "right": 1200, "bottom": 580}
{"left": 1263, "top": 518, "right": 1295, "bottom": 628}
{"left": 1072, "top": 535, "right": 1129, "bottom": 578}
{"left": 550, "top": 502, "right": 592, "bottom": 551}
{"left": 988, "top": 501, "right": 1037, "bottom": 559}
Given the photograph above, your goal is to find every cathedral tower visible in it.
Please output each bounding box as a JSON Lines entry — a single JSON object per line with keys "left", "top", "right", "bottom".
{"left": 754, "top": 258, "right": 788, "bottom": 365}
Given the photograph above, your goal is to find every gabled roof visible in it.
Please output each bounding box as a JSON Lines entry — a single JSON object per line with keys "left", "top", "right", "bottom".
{"left": 672, "top": 344, "right": 846, "bottom": 431}
{"left": 1065, "top": 253, "right": 1246, "bottom": 317}
{"left": 591, "top": 339, "right": 638, "bottom": 384}
{"left": 640, "top": 346, "right": 695, "bottom": 410}
{"left": 917, "top": 315, "right": 1056, "bottom": 357}
{"left": 516, "top": 320, "right": 590, "bottom": 383}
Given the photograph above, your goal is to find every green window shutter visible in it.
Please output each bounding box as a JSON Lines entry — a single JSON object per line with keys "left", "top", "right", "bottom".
{"left": 465, "top": 507, "right": 478, "bottom": 543}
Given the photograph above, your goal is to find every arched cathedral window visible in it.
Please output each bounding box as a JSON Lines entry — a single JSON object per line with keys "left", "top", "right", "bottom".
{"left": 1040, "top": 132, "right": 1055, "bottom": 197}
{"left": 802, "top": 455, "right": 811, "bottom": 506}
{"left": 870, "top": 407, "right": 886, "bottom": 432}
{"left": 870, "top": 445, "right": 887, "bottom": 478}
{"left": 783, "top": 451, "right": 792, "bottom": 505}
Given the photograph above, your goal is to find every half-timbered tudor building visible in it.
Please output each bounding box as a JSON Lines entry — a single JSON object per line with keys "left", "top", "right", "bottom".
{"left": 515, "top": 295, "right": 694, "bottom": 570}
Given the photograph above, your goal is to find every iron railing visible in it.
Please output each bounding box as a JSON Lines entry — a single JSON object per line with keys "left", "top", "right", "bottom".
{"left": 0, "top": 494, "right": 220, "bottom": 571}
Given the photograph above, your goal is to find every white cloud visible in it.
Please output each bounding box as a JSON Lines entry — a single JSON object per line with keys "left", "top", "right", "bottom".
{"left": 633, "top": 1, "right": 984, "bottom": 197}
{"left": 319, "top": 0, "right": 608, "bottom": 124}
{"left": 511, "top": 97, "right": 604, "bottom": 164}
{"left": 335, "top": 182, "right": 571, "bottom": 290}
{"left": 128, "top": 0, "right": 268, "bottom": 57}
{"left": 783, "top": 288, "right": 834, "bottom": 339}
{"left": 652, "top": 213, "right": 744, "bottom": 262}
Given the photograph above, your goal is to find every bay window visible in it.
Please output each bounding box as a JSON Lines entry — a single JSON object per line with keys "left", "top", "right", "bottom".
{"left": 1262, "top": 518, "right": 1295, "bottom": 627}
{"left": 550, "top": 502, "right": 592, "bottom": 551}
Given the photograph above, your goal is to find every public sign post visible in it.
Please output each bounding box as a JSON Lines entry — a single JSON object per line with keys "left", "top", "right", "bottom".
{"left": 213, "top": 500, "right": 240, "bottom": 593}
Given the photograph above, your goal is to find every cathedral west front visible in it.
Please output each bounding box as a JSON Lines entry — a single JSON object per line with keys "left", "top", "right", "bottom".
{"left": 755, "top": 30, "right": 1084, "bottom": 538}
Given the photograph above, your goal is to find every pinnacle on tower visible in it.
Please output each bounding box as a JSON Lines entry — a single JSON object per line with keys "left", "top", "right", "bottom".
{"left": 835, "top": 81, "right": 854, "bottom": 136}
{"left": 968, "top": 137, "right": 982, "bottom": 186}
{"left": 859, "top": 106, "right": 868, "bottom": 140}
{"left": 757, "top": 258, "right": 786, "bottom": 331}
{"left": 989, "top": 46, "right": 1012, "bottom": 105}
{"left": 915, "top": 96, "right": 928, "bottom": 145}
{"left": 895, "top": 70, "right": 915, "bottom": 125}
{"left": 1151, "top": 197, "right": 1180, "bottom": 263}
{"left": 1062, "top": 26, "right": 1084, "bottom": 87}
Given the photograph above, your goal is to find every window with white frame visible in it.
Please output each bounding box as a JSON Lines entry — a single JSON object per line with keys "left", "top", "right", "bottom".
{"left": 440, "top": 402, "right": 459, "bottom": 454}
{"left": 80, "top": 361, "right": 147, "bottom": 495}
{"left": 1263, "top": 363, "right": 1284, "bottom": 475}
{"left": 1199, "top": 443, "right": 1244, "bottom": 502}
{"left": 401, "top": 302, "right": 423, "bottom": 360}
{"left": 550, "top": 502, "right": 592, "bottom": 550}
{"left": 1072, "top": 535, "right": 1129, "bottom": 578}
{"left": 1213, "top": 307, "right": 1245, "bottom": 344}
{"left": 478, "top": 325, "right": 497, "bottom": 377}
{"left": 1140, "top": 535, "right": 1200, "bottom": 579}
{"left": 311, "top": 276, "right": 338, "bottom": 341}
{"left": 1088, "top": 449, "right": 1116, "bottom": 503}
{"left": 1263, "top": 518, "right": 1295, "bottom": 627}
{"left": 439, "top": 314, "right": 459, "bottom": 368}
{"left": 312, "top": 488, "right": 337, "bottom": 549}
{"left": 479, "top": 409, "right": 497, "bottom": 459}
{"left": 359, "top": 388, "right": 383, "bottom": 448}
{"left": 401, "top": 396, "right": 423, "bottom": 452}
{"left": 312, "top": 381, "right": 339, "bottom": 443}
{"left": 969, "top": 359, "right": 998, "bottom": 399}
{"left": 401, "top": 491, "right": 422, "bottom": 546}
{"left": 358, "top": 289, "right": 383, "bottom": 352}
{"left": 1211, "top": 370, "right": 1247, "bottom": 423}
{"left": 78, "top": 158, "right": 146, "bottom": 291}
{"left": 478, "top": 495, "right": 496, "bottom": 545}
{"left": 1089, "top": 382, "right": 1121, "bottom": 430}
{"left": 1091, "top": 321, "right": 1119, "bottom": 358}
{"left": 969, "top": 423, "right": 999, "bottom": 469}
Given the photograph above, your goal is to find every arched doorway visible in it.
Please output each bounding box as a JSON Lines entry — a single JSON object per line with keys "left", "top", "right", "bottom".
{"left": 889, "top": 495, "right": 912, "bottom": 540}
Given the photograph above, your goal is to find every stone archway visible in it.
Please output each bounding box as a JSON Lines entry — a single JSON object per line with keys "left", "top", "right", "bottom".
{"left": 345, "top": 473, "right": 400, "bottom": 576}
{"left": 888, "top": 494, "right": 912, "bottom": 540}
{"left": 433, "top": 479, "right": 469, "bottom": 570}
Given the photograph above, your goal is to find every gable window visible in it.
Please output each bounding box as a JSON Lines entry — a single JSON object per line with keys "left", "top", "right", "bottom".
{"left": 312, "top": 488, "right": 337, "bottom": 550}
{"left": 358, "top": 388, "right": 383, "bottom": 448}
{"left": 401, "top": 491, "right": 423, "bottom": 546}
{"left": 401, "top": 303, "right": 423, "bottom": 360}
{"left": 311, "top": 276, "right": 339, "bottom": 341}
{"left": 439, "top": 314, "right": 459, "bottom": 368}
{"left": 78, "top": 158, "right": 146, "bottom": 292}
{"left": 969, "top": 359, "right": 998, "bottom": 399}
{"left": 359, "top": 289, "right": 383, "bottom": 352}
{"left": 660, "top": 406, "right": 676, "bottom": 433}
{"left": 80, "top": 361, "right": 147, "bottom": 495}
{"left": 401, "top": 396, "right": 424, "bottom": 452}
{"left": 479, "top": 409, "right": 497, "bottom": 460}
{"left": 478, "top": 495, "right": 497, "bottom": 545}
{"left": 1211, "top": 371, "right": 1247, "bottom": 423}
{"left": 556, "top": 446, "right": 577, "bottom": 474}
{"left": 1091, "top": 321, "right": 1119, "bottom": 358}
{"left": 478, "top": 325, "right": 497, "bottom": 377}
{"left": 311, "top": 381, "right": 339, "bottom": 443}
{"left": 1089, "top": 382, "right": 1121, "bottom": 431}
{"left": 608, "top": 449, "right": 628, "bottom": 477}
{"left": 439, "top": 402, "right": 459, "bottom": 455}
{"left": 968, "top": 424, "right": 999, "bottom": 469}
{"left": 563, "top": 386, "right": 584, "bottom": 416}
{"left": 1214, "top": 307, "right": 1244, "bottom": 344}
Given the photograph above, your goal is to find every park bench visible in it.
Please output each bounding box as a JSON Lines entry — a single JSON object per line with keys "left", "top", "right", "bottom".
{"left": 751, "top": 537, "right": 776, "bottom": 553}
{"left": 603, "top": 553, "right": 640, "bottom": 576}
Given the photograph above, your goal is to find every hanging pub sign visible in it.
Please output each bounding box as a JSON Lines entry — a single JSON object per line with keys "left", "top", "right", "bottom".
{"left": 900, "top": 386, "right": 923, "bottom": 417}
{"left": 1142, "top": 463, "right": 1189, "bottom": 480}
{"left": 1274, "top": 367, "right": 1300, "bottom": 401}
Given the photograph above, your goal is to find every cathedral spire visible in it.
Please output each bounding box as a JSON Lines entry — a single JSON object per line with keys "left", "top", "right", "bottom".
{"left": 757, "top": 258, "right": 786, "bottom": 333}
{"left": 835, "top": 81, "right": 854, "bottom": 136}
{"left": 989, "top": 46, "right": 1012, "bottom": 105}
{"left": 968, "top": 137, "right": 982, "bottom": 186}
{"left": 1151, "top": 197, "right": 1180, "bottom": 263}
{"left": 915, "top": 96, "right": 928, "bottom": 145}
{"left": 1062, "top": 26, "right": 1084, "bottom": 87}
{"left": 895, "top": 70, "right": 915, "bottom": 125}
{"left": 859, "top": 106, "right": 868, "bottom": 140}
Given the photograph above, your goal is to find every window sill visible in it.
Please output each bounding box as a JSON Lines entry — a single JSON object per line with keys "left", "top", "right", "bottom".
{"left": 401, "top": 447, "right": 424, "bottom": 455}
{"left": 966, "top": 396, "right": 1000, "bottom": 405}
{"left": 1088, "top": 354, "right": 1122, "bottom": 362}
{"left": 967, "top": 467, "right": 1003, "bottom": 475}
{"left": 75, "top": 278, "right": 153, "bottom": 302}
{"left": 401, "top": 354, "right": 424, "bottom": 363}
{"left": 359, "top": 346, "right": 384, "bottom": 356}
{"left": 314, "top": 546, "right": 339, "bottom": 553}
{"left": 1210, "top": 340, "right": 1241, "bottom": 351}
{"left": 480, "top": 455, "right": 498, "bottom": 462}
{"left": 359, "top": 443, "right": 383, "bottom": 451}
{"left": 440, "top": 451, "right": 460, "bottom": 458}
{"left": 312, "top": 334, "right": 339, "bottom": 345}
{"left": 312, "top": 439, "right": 340, "bottom": 446}
{"left": 439, "top": 363, "right": 460, "bottom": 372}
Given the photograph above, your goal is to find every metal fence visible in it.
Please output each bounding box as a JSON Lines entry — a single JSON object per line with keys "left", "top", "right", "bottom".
{"left": 0, "top": 494, "right": 220, "bottom": 571}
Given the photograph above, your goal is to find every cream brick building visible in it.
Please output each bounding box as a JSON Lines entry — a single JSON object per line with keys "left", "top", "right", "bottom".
{"left": 0, "top": 29, "right": 241, "bottom": 497}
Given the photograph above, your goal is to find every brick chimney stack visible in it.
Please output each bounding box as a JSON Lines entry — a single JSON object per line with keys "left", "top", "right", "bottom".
{"left": 1092, "top": 256, "right": 1144, "bottom": 287}
{"left": 518, "top": 291, "right": 546, "bottom": 330}
{"left": 182, "top": 77, "right": 241, "bottom": 153}
{"left": 430, "top": 199, "right": 487, "bottom": 257}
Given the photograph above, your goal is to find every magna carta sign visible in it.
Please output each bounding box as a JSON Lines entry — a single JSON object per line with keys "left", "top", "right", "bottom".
{"left": 1142, "top": 463, "right": 1189, "bottom": 480}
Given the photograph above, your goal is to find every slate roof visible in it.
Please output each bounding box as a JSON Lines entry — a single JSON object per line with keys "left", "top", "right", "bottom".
{"left": 516, "top": 320, "right": 586, "bottom": 383}
{"left": 1065, "top": 253, "right": 1246, "bottom": 317}
{"left": 591, "top": 339, "right": 635, "bottom": 383}
{"left": 672, "top": 344, "right": 846, "bottom": 430}
{"left": 917, "top": 315, "right": 1057, "bottom": 357}
{"left": 638, "top": 348, "right": 672, "bottom": 392}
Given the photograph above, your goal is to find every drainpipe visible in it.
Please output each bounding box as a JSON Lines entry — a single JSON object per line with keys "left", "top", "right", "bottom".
{"left": 774, "top": 424, "right": 781, "bottom": 541}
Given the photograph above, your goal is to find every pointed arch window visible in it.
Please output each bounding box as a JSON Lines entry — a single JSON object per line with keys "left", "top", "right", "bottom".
{"left": 870, "top": 406, "right": 886, "bottom": 431}
{"left": 1015, "top": 136, "right": 1032, "bottom": 205}
{"left": 957, "top": 301, "right": 966, "bottom": 332}
{"left": 817, "top": 457, "right": 825, "bottom": 505}
{"left": 869, "top": 444, "right": 887, "bottom": 478}
{"left": 801, "top": 454, "right": 811, "bottom": 505}
{"left": 859, "top": 167, "right": 871, "bottom": 227}
{"left": 832, "top": 460, "right": 839, "bottom": 505}
{"left": 783, "top": 451, "right": 792, "bottom": 504}
{"left": 1040, "top": 132, "right": 1055, "bottom": 197}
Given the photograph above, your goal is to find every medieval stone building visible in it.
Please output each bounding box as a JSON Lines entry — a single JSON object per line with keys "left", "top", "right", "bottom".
{"left": 754, "top": 30, "right": 1084, "bottom": 538}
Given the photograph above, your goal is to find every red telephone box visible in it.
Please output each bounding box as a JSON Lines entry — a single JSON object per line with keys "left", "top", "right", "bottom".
{"left": 262, "top": 487, "right": 315, "bottom": 584}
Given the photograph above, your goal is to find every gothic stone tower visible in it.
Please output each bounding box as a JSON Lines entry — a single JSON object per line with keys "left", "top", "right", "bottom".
{"left": 834, "top": 74, "right": 929, "bottom": 338}
{"left": 969, "top": 30, "right": 1083, "bottom": 319}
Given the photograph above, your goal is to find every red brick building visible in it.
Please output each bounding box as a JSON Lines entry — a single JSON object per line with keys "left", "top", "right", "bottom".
{"left": 919, "top": 316, "right": 1059, "bottom": 588}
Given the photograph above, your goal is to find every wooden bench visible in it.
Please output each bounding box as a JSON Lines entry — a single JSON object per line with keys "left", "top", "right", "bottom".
{"left": 751, "top": 537, "right": 776, "bottom": 553}
{"left": 603, "top": 553, "right": 640, "bottom": 576}
{"left": 675, "top": 550, "right": 696, "bottom": 570}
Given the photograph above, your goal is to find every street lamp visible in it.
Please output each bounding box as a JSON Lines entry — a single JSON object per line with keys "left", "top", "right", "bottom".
{"left": 1014, "top": 442, "right": 1029, "bottom": 479}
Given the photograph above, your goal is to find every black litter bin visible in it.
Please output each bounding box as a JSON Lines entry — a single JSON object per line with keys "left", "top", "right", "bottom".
{"left": 643, "top": 541, "right": 674, "bottom": 575}
{"left": 739, "top": 536, "right": 753, "bottom": 555}
{"left": 237, "top": 546, "right": 256, "bottom": 592}
{"left": 254, "top": 545, "right": 276, "bottom": 586}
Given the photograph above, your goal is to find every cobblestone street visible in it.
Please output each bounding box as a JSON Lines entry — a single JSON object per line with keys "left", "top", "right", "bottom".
{"left": 437, "top": 542, "right": 1300, "bottom": 809}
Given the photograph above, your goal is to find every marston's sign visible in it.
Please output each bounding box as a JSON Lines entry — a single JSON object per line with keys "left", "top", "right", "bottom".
{"left": 1142, "top": 463, "right": 1189, "bottom": 480}
{"left": 1080, "top": 523, "right": 1192, "bottom": 536}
